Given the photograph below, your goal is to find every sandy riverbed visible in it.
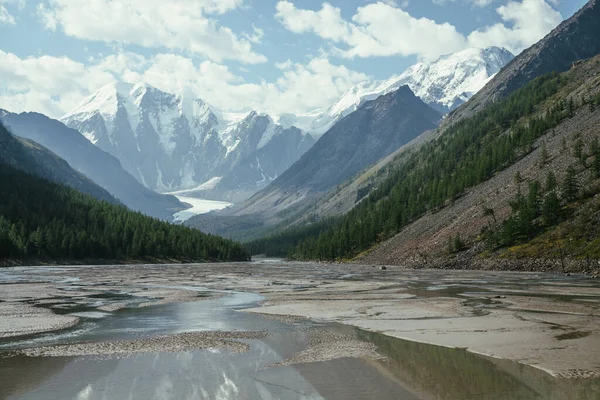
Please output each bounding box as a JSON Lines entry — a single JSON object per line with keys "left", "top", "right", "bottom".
{"left": 0, "top": 261, "right": 599, "bottom": 379}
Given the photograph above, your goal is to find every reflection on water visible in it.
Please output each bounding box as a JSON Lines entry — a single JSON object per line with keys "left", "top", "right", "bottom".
{"left": 1, "top": 287, "right": 599, "bottom": 399}
{"left": 3, "top": 341, "right": 324, "bottom": 400}
{"left": 0, "top": 292, "right": 267, "bottom": 350}
{"left": 0, "top": 294, "right": 418, "bottom": 400}
{"left": 359, "top": 329, "right": 600, "bottom": 400}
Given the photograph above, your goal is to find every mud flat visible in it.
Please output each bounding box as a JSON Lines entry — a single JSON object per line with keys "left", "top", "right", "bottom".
{"left": 1, "top": 261, "right": 599, "bottom": 398}
{"left": 0, "top": 303, "right": 79, "bottom": 339}
{"left": 242, "top": 264, "right": 600, "bottom": 379}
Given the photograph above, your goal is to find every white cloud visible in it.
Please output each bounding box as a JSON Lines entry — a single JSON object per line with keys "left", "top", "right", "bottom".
{"left": 0, "top": 6, "right": 15, "bottom": 24}
{"left": 37, "top": 0, "right": 267, "bottom": 64}
{"left": 0, "top": 0, "right": 566, "bottom": 120}
{"left": 432, "top": 0, "right": 493, "bottom": 6}
{"left": 275, "top": 59, "right": 293, "bottom": 70}
{"left": 135, "top": 54, "right": 370, "bottom": 116}
{"left": 245, "top": 25, "right": 265, "bottom": 44}
{"left": 0, "top": 50, "right": 119, "bottom": 117}
{"left": 276, "top": 1, "right": 468, "bottom": 59}
{"left": 276, "top": 0, "right": 563, "bottom": 59}
{"left": 467, "top": 0, "right": 563, "bottom": 54}
{"left": 0, "top": 51, "right": 369, "bottom": 119}
{"left": 0, "top": 0, "right": 24, "bottom": 25}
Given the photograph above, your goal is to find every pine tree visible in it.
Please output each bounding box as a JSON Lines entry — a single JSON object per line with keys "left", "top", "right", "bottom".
{"left": 541, "top": 191, "right": 561, "bottom": 226}
{"left": 573, "top": 139, "right": 586, "bottom": 167}
{"left": 453, "top": 234, "right": 464, "bottom": 253}
{"left": 594, "top": 154, "right": 600, "bottom": 179}
{"left": 539, "top": 143, "right": 549, "bottom": 167}
{"left": 545, "top": 171, "right": 557, "bottom": 192}
{"left": 561, "top": 166, "right": 580, "bottom": 203}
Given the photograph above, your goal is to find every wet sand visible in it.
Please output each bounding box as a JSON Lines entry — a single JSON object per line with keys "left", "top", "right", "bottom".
{"left": 0, "top": 261, "right": 599, "bottom": 398}
{"left": 15, "top": 330, "right": 267, "bottom": 358}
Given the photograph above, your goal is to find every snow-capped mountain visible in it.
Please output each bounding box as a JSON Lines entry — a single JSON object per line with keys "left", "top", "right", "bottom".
{"left": 61, "top": 83, "right": 314, "bottom": 201}
{"left": 303, "top": 47, "right": 514, "bottom": 136}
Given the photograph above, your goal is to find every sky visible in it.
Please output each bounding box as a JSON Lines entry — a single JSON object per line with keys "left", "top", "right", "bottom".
{"left": 0, "top": 0, "right": 589, "bottom": 119}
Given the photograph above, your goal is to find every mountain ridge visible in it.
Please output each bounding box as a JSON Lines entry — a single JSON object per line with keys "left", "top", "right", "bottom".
{"left": 298, "top": 46, "right": 513, "bottom": 136}
{"left": 0, "top": 121, "right": 118, "bottom": 205}
{"left": 445, "top": 0, "right": 600, "bottom": 125}
{"left": 61, "top": 83, "right": 314, "bottom": 202}
{"left": 203, "top": 85, "right": 441, "bottom": 223}
{"left": 1, "top": 110, "right": 186, "bottom": 221}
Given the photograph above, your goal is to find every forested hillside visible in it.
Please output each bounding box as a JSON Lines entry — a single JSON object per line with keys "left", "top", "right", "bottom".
{"left": 248, "top": 57, "right": 600, "bottom": 264}
{"left": 0, "top": 121, "right": 118, "bottom": 205}
{"left": 1, "top": 111, "right": 186, "bottom": 221}
{"left": 0, "top": 164, "right": 249, "bottom": 264}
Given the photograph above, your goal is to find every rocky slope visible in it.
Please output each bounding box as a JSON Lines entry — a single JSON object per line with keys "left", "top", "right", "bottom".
{"left": 0, "top": 120, "right": 117, "bottom": 204}
{"left": 303, "top": 47, "right": 513, "bottom": 136}
{"left": 61, "top": 84, "right": 314, "bottom": 201}
{"left": 0, "top": 110, "right": 185, "bottom": 221}
{"left": 224, "top": 86, "right": 441, "bottom": 218}
{"left": 446, "top": 0, "right": 600, "bottom": 125}
{"left": 360, "top": 55, "right": 600, "bottom": 271}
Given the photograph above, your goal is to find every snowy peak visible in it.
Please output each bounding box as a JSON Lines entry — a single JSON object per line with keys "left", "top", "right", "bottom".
{"left": 307, "top": 46, "right": 514, "bottom": 136}
{"left": 62, "top": 81, "right": 130, "bottom": 120}
{"left": 61, "top": 83, "right": 315, "bottom": 197}
{"left": 398, "top": 46, "right": 514, "bottom": 112}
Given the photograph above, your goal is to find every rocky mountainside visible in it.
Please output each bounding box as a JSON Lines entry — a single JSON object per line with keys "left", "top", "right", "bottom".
{"left": 0, "top": 120, "right": 117, "bottom": 204}
{"left": 61, "top": 83, "right": 314, "bottom": 201}
{"left": 0, "top": 110, "right": 185, "bottom": 221}
{"left": 247, "top": 51, "right": 600, "bottom": 272}
{"left": 446, "top": 0, "right": 600, "bottom": 124}
{"left": 212, "top": 122, "right": 315, "bottom": 201}
{"left": 360, "top": 55, "right": 600, "bottom": 271}
{"left": 303, "top": 47, "right": 513, "bottom": 136}
{"left": 228, "top": 86, "right": 441, "bottom": 217}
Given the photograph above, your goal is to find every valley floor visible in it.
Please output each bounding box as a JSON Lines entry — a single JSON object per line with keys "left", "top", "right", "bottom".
{"left": 1, "top": 260, "right": 599, "bottom": 380}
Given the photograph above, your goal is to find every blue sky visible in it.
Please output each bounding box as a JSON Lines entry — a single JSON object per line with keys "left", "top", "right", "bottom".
{"left": 0, "top": 0, "right": 588, "bottom": 118}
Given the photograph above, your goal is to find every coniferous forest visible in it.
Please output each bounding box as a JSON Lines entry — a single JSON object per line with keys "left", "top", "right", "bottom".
{"left": 0, "top": 164, "right": 250, "bottom": 263}
{"left": 248, "top": 72, "right": 600, "bottom": 260}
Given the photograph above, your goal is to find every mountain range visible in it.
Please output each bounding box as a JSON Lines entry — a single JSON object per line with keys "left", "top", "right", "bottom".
{"left": 297, "top": 46, "right": 514, "bottom": 136}
{"left": 61, "top": 84, "right": 315, "bottom": 202}
{"left": 240, "top": 0, "right": 600, "bottom": 272}
{"left": 186, "top": 47, "right": 512, "bottom": 233}
{"left": 447, "top": 0, "right": 600, "bottom": 124}
{"left": 230, "top": 86, "right": 441, "bottom": 218}
{"left": 0, "top": 110, "right": 185, "bottom": 220}
{"left": 59, "top": 46, "right": 512, "bottom": 205}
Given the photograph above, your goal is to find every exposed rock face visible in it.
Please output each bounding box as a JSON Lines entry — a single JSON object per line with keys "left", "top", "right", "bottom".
{"left": 446, "top": 0, "right": 600, "bottom": 124}
{"left": 0, "top": 120, "right": 118, "bottom": 205}
{"left": 61, "top": 83, "right": 314, "bottom": 201}
{"left": 0, "top": 111, "right": 184, "bottom": 220}
{"left": 214, "top": 123, "right": 315, "bottom": 202}
{"left": 232, "top": 86, "right": 441, "bottom": 216}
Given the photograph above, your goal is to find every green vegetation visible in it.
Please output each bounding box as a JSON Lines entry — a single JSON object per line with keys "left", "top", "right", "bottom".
{"left": 499, "top": 192, "right": 600, "bottom": 261}
{"left": 249, "top": 72, "right": 578, "bottom": 260}
{"left": 0, "top": 164, "right": 249, "bottom": 263}
{"left": 488, "top": 133, "right": 600, "bottom": 257}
